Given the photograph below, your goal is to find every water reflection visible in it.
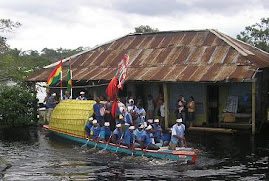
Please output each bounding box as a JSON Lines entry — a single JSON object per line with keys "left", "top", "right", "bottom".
{"left": 0, "top": 126, "right": 268, "bottom": 180}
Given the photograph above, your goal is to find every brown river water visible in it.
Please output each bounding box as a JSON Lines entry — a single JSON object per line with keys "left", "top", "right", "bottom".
{"left": 0, "top": 126, "right": 268, "bottom": 180}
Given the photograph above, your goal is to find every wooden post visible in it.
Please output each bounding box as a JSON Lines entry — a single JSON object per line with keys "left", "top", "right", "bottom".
{"left": 252, "top": 81, "right": 256, "bottom": 135}
{"left": 93, "top": 88, "right": 97, "bottom": 100}
{"left": 163, "top": 83, "right": 169, "bottom": 128}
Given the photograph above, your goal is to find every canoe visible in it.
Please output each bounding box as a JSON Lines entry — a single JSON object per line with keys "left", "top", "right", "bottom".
{"left": 45, "top": 100, "right": 198, "bottom": 163}
{"left": 44, "top": 125, "right": 197, "bottom": 163}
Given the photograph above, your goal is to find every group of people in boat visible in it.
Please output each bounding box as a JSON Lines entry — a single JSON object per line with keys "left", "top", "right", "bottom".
{"left": 85, "top": 116, "right": 186, "bottom": 151}
{"left": 44, "top": 90, "right": 194, "bottom": 150}
{"left": 84, "top": 94, "right": 187, "bottom": 150}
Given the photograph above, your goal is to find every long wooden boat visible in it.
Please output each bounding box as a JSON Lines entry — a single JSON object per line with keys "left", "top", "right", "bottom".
{"left": 44, "top": 100, "right": 198, "bottom": 163}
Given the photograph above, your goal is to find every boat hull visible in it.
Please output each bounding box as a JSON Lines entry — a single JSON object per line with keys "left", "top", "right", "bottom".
{"left": 48, "top": 126, "right": 197, "bottom": 163}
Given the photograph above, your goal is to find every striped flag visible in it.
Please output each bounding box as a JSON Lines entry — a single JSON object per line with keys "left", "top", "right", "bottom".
{"left": 116, "top": 54, "right": 129, "bottom": 90}
{"left": 66, "top": 60, "right": 72, "bottom": 93}
{"left": 46, "top": 60, "right": 62, "bottom": 86}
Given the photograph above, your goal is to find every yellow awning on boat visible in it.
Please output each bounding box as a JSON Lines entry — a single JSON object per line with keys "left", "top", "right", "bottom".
{"left": 50, "top": 100, "right": 95, "bottom": 137}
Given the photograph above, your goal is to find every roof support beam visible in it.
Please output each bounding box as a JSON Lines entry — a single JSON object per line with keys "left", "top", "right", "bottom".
{"left": 163, "top": 82, "right": 169, "bottom": 128}
{"left": 251, "top": 81, "right": 256, "bottom": 135}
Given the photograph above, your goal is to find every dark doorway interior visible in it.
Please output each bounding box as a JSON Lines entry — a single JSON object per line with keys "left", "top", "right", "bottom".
{"left": 136, "top": 84, "right": 145, "bottom": 106}
{"left": 207, "top": 85, "right": 219, "bottom": 126}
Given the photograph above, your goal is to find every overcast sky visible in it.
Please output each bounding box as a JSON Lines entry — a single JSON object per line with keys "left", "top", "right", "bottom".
{"left": 1, "top": 0, "right": 268, "bottom": 51}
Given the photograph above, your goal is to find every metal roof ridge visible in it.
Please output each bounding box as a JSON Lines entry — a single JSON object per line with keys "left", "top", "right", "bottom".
{"left": 209, "top": 29, "right": 254, "bottom": 56}
{"left": 128, "top": 29, "right": 210, "bottom": 36}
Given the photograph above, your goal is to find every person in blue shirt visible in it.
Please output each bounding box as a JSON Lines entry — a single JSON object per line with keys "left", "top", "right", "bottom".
{"left": 152, "top": 119, "right": 162, "bottom": 143}
{"left": 123, "top": 126, "right": 135, "bottom": 149}
{"left": 133, "top": 123, "right": 144, "bottom": 141}
{"left": 160, "top": 128, "right": 171, "bottom": 146}
{"left": 122, "top": 108, "right": 133, "bottom": 125}
{"left": 169, "top": 118, "right": 186, "bottom": 150}
{"left": 90, "top": 120, "right": 101, "bottom": 141}
{"left": 112, "top": 124, "right": 123, "bottom": 144}
{"left": 93, "top": 97, "right": 105, "bottom": 126}
{"left": 85, "top": 117, "right": 94, "bottom": 138}
{"left": 139, "top": 125, "right": 160, "bottom": 150}
{"left": 100, "top": 122, "right": 111, "bottom": 142}
{"left": 134, "top": 104, "right": 146, "bottom": 127}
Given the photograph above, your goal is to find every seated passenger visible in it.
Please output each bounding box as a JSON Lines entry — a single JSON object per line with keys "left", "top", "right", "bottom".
{"left": 112, "top": 124, "right": 122, "bottom": 144}
{"left": 84, "top": 117, "right": 94, "bottom": 139}
{"left": 160, "top": 128, "right": 171, "bottom": 146}
{"left": 76, "top": 91, "right": 87, "bottom": 100}
{"left": 90, "top": 120, "right": 101, "bottom": 141}
{"left": 152, "top": 119, "right": 162, "bottom": 143}
{"left": 169, "top": 118, "right": 186, "bottom": 150}
{"left": 133, "top": 123, "right": 145, "bottom": 142}
{"left": 100, "top": 122, "right": 111, "bottom": 142}
{"left": 123, "top": 126, "right": 135, "bottom": 149}
{"left": 139, "top": 125, "right": 160, "bottom": 150}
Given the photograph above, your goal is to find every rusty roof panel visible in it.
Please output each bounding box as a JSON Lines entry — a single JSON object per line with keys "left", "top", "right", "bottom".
{"left": 127, "top": 35, "right": 145, "bottom": 49}
{"left": 174, "top": 47, "right": 191, "bottom": 64}
{"left": 156, "top": 47, "right": 173, "bottom": 64}
{"left": 208, "top": 46, "right": 230, "bottom": 64}
{"left": 26, "top": 30, "right": 269, "bottom": 83}
{"left": 190, "top": 32, "right": 208, "bottom": 46}
{"left": 180, "top": 32, "right": 196, "bottom": 46}
{"left": 200, "top": 47, "right": 216, "bottom": 64}
{"left": 200, "top": 64, "right": 223, "bottom": 81}
{"left": 149, "top": 67, "right": 169, "bottom": 80}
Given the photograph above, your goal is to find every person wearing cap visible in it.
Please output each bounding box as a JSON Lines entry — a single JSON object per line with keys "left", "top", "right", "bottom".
{"left": 134, "top": 103, "right": 146, "bottom": 127}
{"left": 139, "top": 125, "right": 160, "bottom": 150}
{"left": 62, "top": 91, "right": 71, "bottom": 100}
{"left": 160, "top": 128, "right": 172, "bottom": 146}
{"left": 90, "top": 120, "right": 101, "bottom": 141}
{"left": 112, "top": 124, "right": 123, "bottom": 144}
{"left": 169, "top": 118, "right": 186, "bottom": 150}
{"left": 122, "top": 107, "right": 133, "bottom": 126}
{"left": 85, "top": 117, "right": 94, "bottom": 138}
{"left": 46, "top": 92, "right": 58, "bottom": 123}
{"left": 152, "top": 119, "right": 162, "bottom": 143}
{"left": 104, "top": 98, "right": 115, "bottom": 131}
{"left": 76, "top": 91, "right": 87, "bottom": 100}
{"left": 147, "top": 119, "right": 153, "bottom": 126}
{"left": 93, "top": 97, "right": 105, "bottom": 126}
{"left": 123, "top": 126, "right": 135, "bottom": 149}
{"left": 100, "top": 122, "right": 111, "bottom": 142}
{"left": 133, "top": 123, "right": 145, "bottom": 148}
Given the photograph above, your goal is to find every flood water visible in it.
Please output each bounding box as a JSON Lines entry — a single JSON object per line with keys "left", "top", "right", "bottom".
{"left": 0, "top": 126, "right": 268, "bottom": 180}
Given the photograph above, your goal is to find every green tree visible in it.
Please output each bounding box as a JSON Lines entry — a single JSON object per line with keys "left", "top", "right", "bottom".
{"left": 134, "top": 25, "right": 159, "bottom": 33}
{"left": 0, "top": 19, "right": 21, "bottom": 54}
{"left": 237, "top": 18, "right": 269, "bottom": 52}
{"left": 0, "top": 85, "right": 37, "bottom": 128}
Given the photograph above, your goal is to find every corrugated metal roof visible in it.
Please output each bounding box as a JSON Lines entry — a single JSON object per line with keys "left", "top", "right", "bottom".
{"left": 26, "top": 29, "right": 269, "bottom": 83}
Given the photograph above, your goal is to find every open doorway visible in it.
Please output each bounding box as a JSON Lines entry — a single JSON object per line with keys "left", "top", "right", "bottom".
{"left": 207, "top": 85, "right": 219, "bottom": 126}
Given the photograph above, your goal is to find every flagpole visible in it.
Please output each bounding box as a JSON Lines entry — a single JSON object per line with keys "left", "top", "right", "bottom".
{"left": 69, "top": 58, "right": 73, "bottom": 99}
{"left": 60, "top": 60, "right": 63, "bottom": 100}
{"left": 60, "top": 70, "right": 63, "bottom": 100}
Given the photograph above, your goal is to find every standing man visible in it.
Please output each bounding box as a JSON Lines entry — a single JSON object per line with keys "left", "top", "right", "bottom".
{"left": 146, "top": 95, "right": 155, "bottom": 119}
{"left": 76, "top": 91, "right": 87, "bottom": 100}
{"left": 46, "top": 92, "right": 58, "bottom": 123}
{"left": 169, "top": 118, "right": 186, "bottom": 150}
{"left": 93, "top": 97, "right": 105, "bottom": 126}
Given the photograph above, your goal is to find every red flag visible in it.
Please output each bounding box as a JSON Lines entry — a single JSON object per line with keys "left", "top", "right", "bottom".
{"left": 106, "top": 77, "right": 118, "bottom": 100}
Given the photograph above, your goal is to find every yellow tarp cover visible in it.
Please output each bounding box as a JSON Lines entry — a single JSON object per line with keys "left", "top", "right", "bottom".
{"left": 50, "top": 100, "right": 95, "bottom": 137}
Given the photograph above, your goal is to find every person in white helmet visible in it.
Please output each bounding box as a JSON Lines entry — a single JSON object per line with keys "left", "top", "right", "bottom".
{"left": 76, "top": 91, "right": 87, "bottom": 100}
{"left": 169, "top": 118, "right": 186, "bottom": 150}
